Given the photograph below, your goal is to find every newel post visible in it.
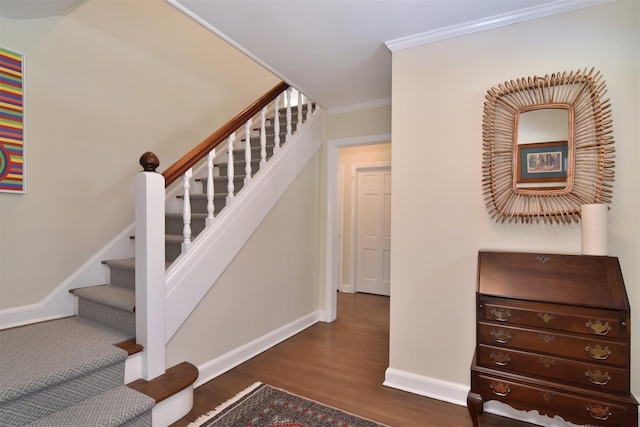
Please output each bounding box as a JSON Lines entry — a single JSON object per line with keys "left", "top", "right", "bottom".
{"left": 134, "top": 152, "right": 166, "bottom": 380}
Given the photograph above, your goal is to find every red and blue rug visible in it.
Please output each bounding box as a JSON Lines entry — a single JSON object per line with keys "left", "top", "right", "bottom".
{"left": 189, "top": 383, "right": 387, "bottom": 427}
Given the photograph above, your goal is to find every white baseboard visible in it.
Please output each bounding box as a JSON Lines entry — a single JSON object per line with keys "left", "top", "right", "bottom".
{"left": 194, "top": 311, "right": 320, "bottom": 388}
{"left": 318, "top": 309, "right": 334, "bottom": 323}
{"left": 383, "top": 367, "right": 469, "bottom": 406}
{"left": 339, "top": 283, "right": 354, "bottom": 293}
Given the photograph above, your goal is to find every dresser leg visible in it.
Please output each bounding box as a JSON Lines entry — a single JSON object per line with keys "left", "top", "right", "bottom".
{"left": 467, "top": 392, "right": 483, "bottom": 427}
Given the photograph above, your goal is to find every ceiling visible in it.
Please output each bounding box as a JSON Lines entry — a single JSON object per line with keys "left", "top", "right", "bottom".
{"left": 167, "top": 0, "right": 610, "bottom": 111}
{"left": 0, "top": 0, "right": 87, "bottom": 19}
{"left": 1, "top": 0, "right": 610, "bottom": 111}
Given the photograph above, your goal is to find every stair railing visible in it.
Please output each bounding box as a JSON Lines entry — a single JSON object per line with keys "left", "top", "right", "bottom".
{"left": 134, "top": 82, "right": 316, "bottom": 380}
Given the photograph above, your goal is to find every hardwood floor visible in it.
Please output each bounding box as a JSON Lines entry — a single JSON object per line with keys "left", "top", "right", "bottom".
{"left": 170, "top": 292, "right": 535, "bottom": 427}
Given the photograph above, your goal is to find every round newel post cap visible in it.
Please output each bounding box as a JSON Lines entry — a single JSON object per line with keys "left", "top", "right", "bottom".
{"left": 140, "top": 152, "right": 160, "bottom": 172}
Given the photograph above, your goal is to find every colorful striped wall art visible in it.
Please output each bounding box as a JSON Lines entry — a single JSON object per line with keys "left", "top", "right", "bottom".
{"left": 0, "top": 46, "right": 25, "bottom": 193}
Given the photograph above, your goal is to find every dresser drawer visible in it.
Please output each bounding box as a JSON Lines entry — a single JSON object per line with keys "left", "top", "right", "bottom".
{"left": 475, "top": 373, "right": 632, "bottom": 427}
{"left": 481, "top": 296, "right": 624, "bottom": 338}
{"left": 478, "top": 344, "right": 629, "bottom": 394}
{"left": 477, "top": 321, "right": 628, "bottom": 366}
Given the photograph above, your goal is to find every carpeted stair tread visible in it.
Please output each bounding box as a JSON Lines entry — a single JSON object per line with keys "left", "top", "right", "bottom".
{"left": 103, "top": 257, "right": 135, "bottom": 271}
{"left": 28, "top": 385, "right": 154, "bottom": 427}
{"left": 0, "top": 317, "right": 131, "bottom": 403}
{"left": 70, "top": 285, "right": 135, "bottom": 313}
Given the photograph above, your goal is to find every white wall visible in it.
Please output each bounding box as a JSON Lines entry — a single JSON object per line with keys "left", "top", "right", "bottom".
{"left": 0, "top": 0, "right": 278, "bottom": 308}
{"left": 390, "top": 0, "right": 639, "bottom": 406}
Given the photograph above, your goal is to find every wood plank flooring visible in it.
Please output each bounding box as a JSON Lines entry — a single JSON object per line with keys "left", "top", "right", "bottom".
{"left": 170, "top": 292, "right": 535, "bottom": 427}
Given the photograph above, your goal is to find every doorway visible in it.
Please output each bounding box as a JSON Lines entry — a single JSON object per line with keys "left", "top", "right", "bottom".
{"left": 323, "top": 133, "right": 391, "bottom": 322}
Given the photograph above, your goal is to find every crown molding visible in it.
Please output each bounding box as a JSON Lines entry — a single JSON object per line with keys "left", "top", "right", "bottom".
{"left": 385, "top": 0, "right": 617, "bottom": 52}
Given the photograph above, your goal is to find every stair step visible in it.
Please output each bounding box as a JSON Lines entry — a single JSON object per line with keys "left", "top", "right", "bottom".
{"left": 114, "top": 338, "right": 144, "bottom": 356}
{"left": 0, "top": 317, "right": 133, "bottom": 425}
{"left": 70, "top": 285, "right": 135, "bottom": 313}
{"left": 70, "top": 285, "right": 136, "bottom": 335}
{"left": 27, "top": 385, "right": 154, "bottom": 427}
{"left": 128, "top": 362, "right": 198, "bottom": 404}
{"left": 103, "top": 258, "right": 136, "bottom": 289}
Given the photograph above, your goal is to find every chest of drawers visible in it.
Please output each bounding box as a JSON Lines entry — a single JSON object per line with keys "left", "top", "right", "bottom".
{"left": 467, "top": 251, "right": 638, "bottom": 427}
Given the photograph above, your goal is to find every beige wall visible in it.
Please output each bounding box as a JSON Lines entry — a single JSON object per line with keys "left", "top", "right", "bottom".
{"left": 327, "top": 106, "right": 391, "bottom": 140}
{"left": 390, "top": 0, "right": 639, "bottom": 400}
{"left": 0, "top": 0, "right": 278, "bottom": 308}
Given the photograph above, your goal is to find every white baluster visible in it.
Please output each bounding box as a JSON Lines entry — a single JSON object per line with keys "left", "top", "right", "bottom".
{"left": 286, "top": 87, "right": 292, "bottom": 140}
{"left": 244, "top": 119, "right": 252, "bottom": 187}
{"left": 206, "top": 149, "right": 215, "bottom": 226}
{"left": 273, "top": 94, "right": 281, "bottom": 154}
{"left": 307, "top": 95, "right": 313, "bottom": 119}
{"left": 260, "top": 106, "right": 267, "bottom": 169}
{"left": 226, "top": 132, "right": 235, "bottom": 205}
{"left": 297, "top": 91, "right": 302, "bottom": 126}
{"left": 182, "top": 168, "right": 192, "bottom": 253}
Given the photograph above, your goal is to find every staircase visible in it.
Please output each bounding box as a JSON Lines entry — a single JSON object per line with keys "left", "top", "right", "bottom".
{"left": 0, "top": 86, "right": 317, "bottom": 426}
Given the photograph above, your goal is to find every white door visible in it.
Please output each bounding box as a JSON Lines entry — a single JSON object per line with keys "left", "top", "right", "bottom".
{"left": 355, "top": 167, "right": 391, "bottom": 296}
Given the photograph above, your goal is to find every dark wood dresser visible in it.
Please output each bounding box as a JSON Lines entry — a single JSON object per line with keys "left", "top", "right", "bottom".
{"left": 467, "top": 251, "right": 638, "bottom": 427}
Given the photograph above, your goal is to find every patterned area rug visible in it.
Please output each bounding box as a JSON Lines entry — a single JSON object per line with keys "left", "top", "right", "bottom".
{"left": 189, "top": 383, "right": 387, "bottom": 427}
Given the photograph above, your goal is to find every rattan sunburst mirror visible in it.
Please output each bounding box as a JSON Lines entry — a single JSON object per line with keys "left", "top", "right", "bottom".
{"left": 482, "top": 68, "right": 614, "bottom": 224}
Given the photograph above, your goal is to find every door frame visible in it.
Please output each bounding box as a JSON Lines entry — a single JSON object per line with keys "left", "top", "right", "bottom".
{"left": 351, "top": 162, "right": 391, "bottom": 294}
{"left": 323, "top": 133, "right": 391, "bottom": 322}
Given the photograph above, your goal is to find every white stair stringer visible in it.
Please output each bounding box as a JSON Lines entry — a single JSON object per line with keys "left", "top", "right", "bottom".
{"left": 164, "top": 110, "right": 325, "bottom": 341}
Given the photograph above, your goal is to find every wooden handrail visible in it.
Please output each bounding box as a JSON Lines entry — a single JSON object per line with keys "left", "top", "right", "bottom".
{"left": 162, "top": 81, "right": 290, "bottom": 186}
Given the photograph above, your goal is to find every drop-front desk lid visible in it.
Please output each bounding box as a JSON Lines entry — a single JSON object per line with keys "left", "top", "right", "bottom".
{"left": 477, "top": 250, "right": 630, "bottom": 311}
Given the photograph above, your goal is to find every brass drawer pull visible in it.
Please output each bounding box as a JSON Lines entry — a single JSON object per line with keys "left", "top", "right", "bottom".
{"left": 540, "top": 392, "right": 554, "bottom": 402}
{"left": 491, "top": 308, "right": 511, "bottom": 322}
{"left": 585, "top": 344, "right": 611, "bottom": 360}
{"left": 586, "top": 404, "right": 612, "bottom": 421}
{"left": 538, "top": 312, "right": 554, "bottom": 323}
{"left": 585, "top": 369, "right": 611, "bottom": 386}
{"left": 539, "top": 334, "right": 556, "bottom": 344}
{"left": 539, "top": 357, "right": 555, "bottom": 368}
{"left": 585, "top": 319, "right": 611, "bottom": 336}
{"left": 490, "top": 329, "right": 511, "bottom": 343}
{"left": 490, "top": 351, "right": 510, "bottom": 366}
{"left": 490, "top": 382, "right": 511, "bottom": 397}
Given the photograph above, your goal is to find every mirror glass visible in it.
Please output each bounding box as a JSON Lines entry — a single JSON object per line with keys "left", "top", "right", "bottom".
{"left": 518, "top": 109, "right": 569, "bottom": 144}
{"left": 516, "top": 108, "right": 570, "bottom": 190}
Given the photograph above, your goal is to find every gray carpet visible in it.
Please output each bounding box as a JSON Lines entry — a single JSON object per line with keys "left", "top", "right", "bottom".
{"left": 0, "top": 317, "right": 153, "bottom": 426}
